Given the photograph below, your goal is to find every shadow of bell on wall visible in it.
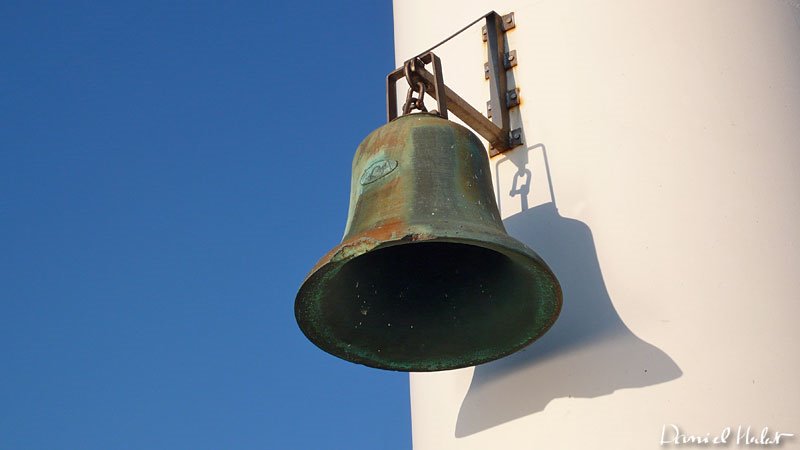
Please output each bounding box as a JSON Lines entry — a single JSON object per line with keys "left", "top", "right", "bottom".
{"left": 455, "top": 201, "right": 682, "bottom": 437}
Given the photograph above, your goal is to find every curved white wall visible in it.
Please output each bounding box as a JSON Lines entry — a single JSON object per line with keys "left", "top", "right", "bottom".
{"left": 393, "top": 1, "right": 800, "bottom": 448}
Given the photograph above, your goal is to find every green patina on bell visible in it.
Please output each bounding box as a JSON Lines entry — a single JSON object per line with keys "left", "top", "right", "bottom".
{"left": 295, "top": 113, "right": 562, "bottom": 371}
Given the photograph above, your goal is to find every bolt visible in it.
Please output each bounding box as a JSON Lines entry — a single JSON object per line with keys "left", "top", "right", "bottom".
{"left": 510, "top": 92, "right": 517, "bottom": 99}
{"left": 508, "top": 53, "right": 515, "bottom": 61}
{"left": 505, "top": 16, "right": 513, "bottom": 24}
{"left": 512, "top": 131, "right": 520, "bottom": 139}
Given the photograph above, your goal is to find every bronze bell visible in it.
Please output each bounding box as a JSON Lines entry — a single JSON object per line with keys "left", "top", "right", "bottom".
{"left": 295, "top": 113, "right": 562, "bottom": 371}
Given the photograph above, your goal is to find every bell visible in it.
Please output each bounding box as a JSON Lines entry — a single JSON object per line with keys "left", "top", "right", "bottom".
{"left": 295, "top": 113, "right": 562, "bottom": 371}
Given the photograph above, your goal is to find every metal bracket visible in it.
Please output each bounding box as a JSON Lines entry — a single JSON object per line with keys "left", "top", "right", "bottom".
{"left": 386, "top": 11, "right": 522, "bottom": 155}
{"left": 387, "top": 52, "right": 448, "bottom": 120}
{"left": 507, "top": 88, "right": 520, "bottom": 108}
{"left": 509, "top": 128, "right": 523, "bottom": 147}
{"left": 484, "top": 11, "right": 520, "bottom": 155}
{"left": 482, "top": 12, "right": 515, "bottom": 41}
{"left": 487, "top": 89, "right": 520, "bottom": 118}
{"left": 484, "top": 50, "right": 517, "bottom": 79}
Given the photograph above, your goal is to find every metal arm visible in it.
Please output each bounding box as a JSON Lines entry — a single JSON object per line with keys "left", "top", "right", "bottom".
{"left": 386, "top": 12, "right": 521, "bottom": 155}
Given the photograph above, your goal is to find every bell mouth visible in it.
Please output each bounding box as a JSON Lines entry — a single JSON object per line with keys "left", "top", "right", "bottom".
{"left": 295, "top": 239, "right": 562, "bottom": 371}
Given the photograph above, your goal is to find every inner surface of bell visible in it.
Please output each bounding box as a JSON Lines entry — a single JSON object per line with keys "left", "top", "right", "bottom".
{"left": 319, "top": 241, "right": 545, "bottom": 370}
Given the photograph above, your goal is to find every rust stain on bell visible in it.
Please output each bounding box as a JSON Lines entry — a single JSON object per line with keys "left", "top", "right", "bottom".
{"left": 295, "top": 113, "right": 562, "bottom": 371}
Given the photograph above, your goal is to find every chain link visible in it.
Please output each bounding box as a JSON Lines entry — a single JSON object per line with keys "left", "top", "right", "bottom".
{"left": 402, "top": 81, "right": 428, "bottom": 115}
{"left": 401, "top": 58, "right": 429, "bottom": 115}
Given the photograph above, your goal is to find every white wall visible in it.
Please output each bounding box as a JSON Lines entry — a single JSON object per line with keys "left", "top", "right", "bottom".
{"left": 393, "top": 1, "right": 800, "bottom": 448}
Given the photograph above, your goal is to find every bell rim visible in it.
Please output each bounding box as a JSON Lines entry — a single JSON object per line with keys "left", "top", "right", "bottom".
{"left": 294, "top": 233, "right": 563, "bottom": 372}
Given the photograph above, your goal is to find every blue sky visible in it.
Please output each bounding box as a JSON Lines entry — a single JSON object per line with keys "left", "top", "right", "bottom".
{"left": 0, "top": 1, "right": 409, "bottom": 448}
